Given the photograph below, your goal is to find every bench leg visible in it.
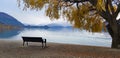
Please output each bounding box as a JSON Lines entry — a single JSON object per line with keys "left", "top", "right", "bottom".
{"left": 44, "top": 43, "right": 46, "bottom": 47}
{"left": 43, "top": 39, "right": 46, "bottom": 47}
{"left": 27, "top": 42, "right": 28, "bottom": 46}
{"left": 44, "top": 39, "right": 47, "bottom": 47}
{"left": 23, "top": 41, "right": 25, "bottom": 46}
{"left": 42, "top": 43, "right": 44, "bottom": 48}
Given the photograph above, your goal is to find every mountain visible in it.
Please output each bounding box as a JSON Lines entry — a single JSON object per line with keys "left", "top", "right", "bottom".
{"left": 24, "top": 25, "right": 49, "bottom": 29}
{"left": 0, "top": 12, "right": 24, "bottom": 27}
{"left": 47, "top": 22, "right": 71, "bottom": 27}
{"left": 23, "top": 23, "right": 72, "bottom": 29}
{"left": 46, "top": 23, "right": 64, "bottom": 28}
{"left": 46, "top": 23, "right": 72, "bottom": 29}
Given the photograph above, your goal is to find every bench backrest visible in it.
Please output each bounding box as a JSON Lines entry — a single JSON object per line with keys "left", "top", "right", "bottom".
{"left": 22, "top": 37, "right": 43, "bottom": 42}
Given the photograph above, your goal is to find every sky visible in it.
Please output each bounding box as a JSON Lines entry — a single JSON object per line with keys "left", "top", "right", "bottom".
{"left": 0, "top": 0, "right": 119, "bottom": 25}
{"left": 0, "top": 0, "right": 69, "bottom": 25}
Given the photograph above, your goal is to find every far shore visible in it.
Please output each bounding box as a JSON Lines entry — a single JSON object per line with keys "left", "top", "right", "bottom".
{"left": 0, "top": 39, "right": 120, "bottom": 58}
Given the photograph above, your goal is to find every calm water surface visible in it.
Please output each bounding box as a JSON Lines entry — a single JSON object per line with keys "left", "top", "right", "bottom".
{"left": 0, "top": 28, "right": 112, "bottom": 47}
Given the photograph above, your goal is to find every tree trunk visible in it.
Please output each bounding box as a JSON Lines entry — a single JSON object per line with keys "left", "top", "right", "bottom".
{"left": 111, "top": 34, "right": 119, "bottom": 48}
{"left": 106, "top": 21, "right": 120, "bottom": 48}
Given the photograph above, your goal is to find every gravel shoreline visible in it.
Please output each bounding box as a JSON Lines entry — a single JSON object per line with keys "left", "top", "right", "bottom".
{"left": 0, "top": 39, "right": 120, "bottom": 58}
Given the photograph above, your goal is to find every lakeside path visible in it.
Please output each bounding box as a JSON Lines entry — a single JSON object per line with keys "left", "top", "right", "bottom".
{"left": 0, "top": 39, "right": 120, "bottom": 58}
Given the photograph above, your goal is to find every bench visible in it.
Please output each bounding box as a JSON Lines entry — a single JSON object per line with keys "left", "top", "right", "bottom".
{"left": 22, "top": 37, "right": 46, "bottom": 47}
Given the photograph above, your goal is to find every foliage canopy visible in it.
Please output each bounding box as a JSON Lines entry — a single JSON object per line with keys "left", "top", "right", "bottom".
{"left": 18, "top": 0, "right": 119, "bottom": 32}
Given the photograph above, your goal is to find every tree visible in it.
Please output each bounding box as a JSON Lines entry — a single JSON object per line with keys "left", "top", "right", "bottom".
{"left": 18, "top": 0, "right": 120, "bottom": 48}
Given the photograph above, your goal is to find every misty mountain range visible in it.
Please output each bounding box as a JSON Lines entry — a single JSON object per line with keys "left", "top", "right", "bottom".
{"left": 0, "top": 12, "right": 72, "bottom": 29}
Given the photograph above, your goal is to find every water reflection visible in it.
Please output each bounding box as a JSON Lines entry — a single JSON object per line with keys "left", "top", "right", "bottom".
{"left": 0, "top": 29, "right": 23, "bottom": 38}
{"left": 0, "top": 28, "right": 112, "bottom": 47}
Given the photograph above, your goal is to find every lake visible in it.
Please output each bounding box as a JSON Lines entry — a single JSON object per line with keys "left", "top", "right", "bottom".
{"left": 0, "top": 28, "right": 112, "bottom": 47}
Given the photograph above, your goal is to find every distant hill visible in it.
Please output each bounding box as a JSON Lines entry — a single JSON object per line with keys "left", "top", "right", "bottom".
{"left": 24, "top": 23, "right": 72, "bottom": 29}
{"left": 46, "top": 23, "right": 72, "bottom": 28}
{"left": 24, "top": 25, "right": 49, "bottom": 29}
{"left": 46, "top": 23, "right": 64, "bottom": 28}
{"left": 0, "top": 12, "right": 24, "bottom": 27}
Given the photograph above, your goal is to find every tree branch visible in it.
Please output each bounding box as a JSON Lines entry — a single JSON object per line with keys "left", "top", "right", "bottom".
{"left": 108, "top": 0, "right": 115, "bottom": 15}
{"left": 99, "top": 10, "right": 109, "bottom": 21}
{"left": 88, "top": 0, "right": 97, "bottom": 6}
{"left": 63, "top": 0, "right": 89, "bottom": 3}
{"left": 114, "top": 3, "right": 120, "bottom": 18}
{"left": 105, "top": 0, "right": 110, "bottom": 15}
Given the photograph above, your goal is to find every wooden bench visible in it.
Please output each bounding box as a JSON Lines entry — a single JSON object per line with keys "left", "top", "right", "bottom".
{"left": 22, "top": 37, "right": 46, "bottom": 47}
